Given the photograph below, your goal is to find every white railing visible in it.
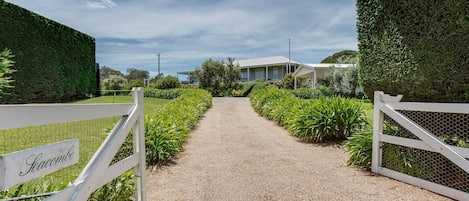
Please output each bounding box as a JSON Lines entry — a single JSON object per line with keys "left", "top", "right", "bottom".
{"left": 0, "top": 87, "right": 146, "bottom": 201}
{"left": 372, "top": 91, "right": 469, "bottom": 201}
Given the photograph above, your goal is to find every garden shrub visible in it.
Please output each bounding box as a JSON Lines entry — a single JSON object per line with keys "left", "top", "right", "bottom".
{"left": 144, "top": 89, "right": 212, "bottom": 164}
{"left": 357, "top": 0, "right": 469, "bottom": 102}
{"left": 250, "top": 88, "right": 367, "bottom": 143}
{"left": 282, "top": 73, "right": 294, "bottom": 89}
{"left": 344, "top": 128, "right": 373, "bottom": 169}
{"left": 155, "top": 75, "right": 180, "bottom": 89}
{"left": 289, "top": 96, "right": 368, "bottom": 142}
{"left": 144, "top": 88, "right": 184, "bottom": 99}
{"left": 89, "top": 171, "right": 134, "bottom": 201}
{"left": 124, "top": 79, "right": 144, "bottom": 90}
{"left": 291, "top": 87, "right": 332, "bottom": 99}
{"left": 236, "top": 82, "right": 256, "bottom": 97}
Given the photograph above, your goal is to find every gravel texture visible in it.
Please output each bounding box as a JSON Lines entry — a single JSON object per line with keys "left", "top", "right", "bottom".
{"left": 146, "top": 97, "right": 452, "bottom": 201}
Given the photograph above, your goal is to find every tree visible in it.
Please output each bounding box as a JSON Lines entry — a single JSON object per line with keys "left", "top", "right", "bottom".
{"left": 149, "top": 72, "right": 164, "bottom": 83}
{"left": 224, "top": 57, "right": 241, "bottom": 89}
{"left": 126, "top": 68, "right": 149, "bottom": 81}
{"left": 102, "top": 75, "right": 127, "bottom": 90}
{"left": 100, "top": 66, "right": 123, "bottom": 80}
{"left": 196, "top": 58, "right": 240, "bottom": 96}
{"left": 345, "top": 66, "right": 360, "bottom": 97}
{"left": 155, "top": 75, "right": 180, "bottom": 89}
{"left": 0, "top": 48, "right": 16, "bottom": 97}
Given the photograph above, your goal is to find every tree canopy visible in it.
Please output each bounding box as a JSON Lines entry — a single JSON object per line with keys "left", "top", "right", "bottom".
{"left": 100, "top": 66, "right": 123, "bottom": 80}
{"left": 195, "top": 58, "right": 240, "bottom": 96}
{"left": 126, "top": 68, "right": 149, "bottom": 81}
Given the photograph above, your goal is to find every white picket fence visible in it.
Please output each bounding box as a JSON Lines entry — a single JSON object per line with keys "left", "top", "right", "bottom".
{"left": 0, "top": 87, "right": 146, "bottom": 201}
{"left": 372, "top": 91, "right": 469, "bottom": 201}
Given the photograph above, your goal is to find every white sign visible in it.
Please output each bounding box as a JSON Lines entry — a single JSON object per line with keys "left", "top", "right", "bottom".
{"left": 0, "top": 139, "right": 79, "bottom": 190}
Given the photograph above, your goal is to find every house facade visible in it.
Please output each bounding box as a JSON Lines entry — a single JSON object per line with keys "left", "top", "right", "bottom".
{"left": 237, "top": 56, "right": 300, "bottom": 81}
{"left": 176, "top": 56, "right": 356, "bottom": 87}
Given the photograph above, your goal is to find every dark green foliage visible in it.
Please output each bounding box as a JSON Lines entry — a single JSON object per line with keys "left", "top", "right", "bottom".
{"left": 0, "top": 48, "right": 16, "bottom": 97}
{"left": 155, "top": 75, "right": 180, "bottom": 89}
{"left": 357, "top": 0, "right": 469, "bottom": 102}
{"left": 0, "top": 1, "right": 96, "bottom": 103}
{"left": 344, "top": 128, "right": 373, "bottom": 169}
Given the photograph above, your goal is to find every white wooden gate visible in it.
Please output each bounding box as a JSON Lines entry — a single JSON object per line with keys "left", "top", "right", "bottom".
{"left": 372, "top": 91, "right": 469, "bottom": 201}
{"left": 0, "top": 87, "right": 146, "bottom": 201}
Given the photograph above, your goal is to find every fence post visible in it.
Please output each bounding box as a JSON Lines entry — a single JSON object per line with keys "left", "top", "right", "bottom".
{"left": 371, "top": 91, "right": 384, "bottom": 173}
{"left": 132, "top": 87, "right": 146, "bottom": 201}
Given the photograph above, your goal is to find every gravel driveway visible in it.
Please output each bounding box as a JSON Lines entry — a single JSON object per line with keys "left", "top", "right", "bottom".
{"left": 146, "top": 97, "right": 451, "bottom": 201}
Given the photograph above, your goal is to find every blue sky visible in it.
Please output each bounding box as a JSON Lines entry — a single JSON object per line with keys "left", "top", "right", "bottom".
{"left": 6, "top": 0, "right": 358, "bottom": 79}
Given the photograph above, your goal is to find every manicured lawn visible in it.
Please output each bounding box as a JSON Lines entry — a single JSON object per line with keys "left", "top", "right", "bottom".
{"left": 0, "top": 96, "right": 170, "bottom": 193}
{"left": 74, "top": 95, "right": 171, "bottom": 114}
{"left": 361, "top": 100, "right": 374, "bottom": 123}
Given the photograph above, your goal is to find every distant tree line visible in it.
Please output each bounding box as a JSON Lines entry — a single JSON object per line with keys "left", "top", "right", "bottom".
{"left": 100, "top": 66, "right": 180, "bottom": 92}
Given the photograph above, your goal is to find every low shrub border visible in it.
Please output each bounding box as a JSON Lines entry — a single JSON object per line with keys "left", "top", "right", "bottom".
{"left": 92, "top": 88, "right": 212, "bottom": 200}
{"left": 250, "top": 88, "right": 367, "bottom": 143}
{"left": 143, "top": 88, "right": 212, "bottom": 165}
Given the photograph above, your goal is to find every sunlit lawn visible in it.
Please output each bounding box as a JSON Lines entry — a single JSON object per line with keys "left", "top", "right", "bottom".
{"left": 361, "top": 100, "right": 374, "bottom": 123}
{"left": 74, "top": 95, "right": 171, "bottom": 114}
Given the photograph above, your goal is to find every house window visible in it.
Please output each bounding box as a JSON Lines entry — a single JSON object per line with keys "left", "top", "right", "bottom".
{"left": 273, "top": 68, "right": 279, "bottom": 80}
{"left": 255, "top": 69, "right": 264, "bottom": 79}
{"left": 241, "top": 71, "right": 247, "bottom": 79}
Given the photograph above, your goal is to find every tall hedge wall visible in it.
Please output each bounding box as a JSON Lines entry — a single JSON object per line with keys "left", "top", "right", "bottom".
{"left": 357, "top": 0, "right": 469, "bottom": 102}
{"left": 0, "top": 1, "right": 96, "bottom": 103}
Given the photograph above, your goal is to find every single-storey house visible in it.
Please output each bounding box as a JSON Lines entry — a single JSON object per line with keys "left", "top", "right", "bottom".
{"left": 176, "top": 56, "right": 356, "bottom": 88}
{"left": 177, "top": 56, "right": 300, "bottom": 83}
{"left": 237, "top": 56, "right": 300, "bottom": 81}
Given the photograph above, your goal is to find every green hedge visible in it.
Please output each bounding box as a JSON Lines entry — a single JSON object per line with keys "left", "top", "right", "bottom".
{"left": 357, "top": 0, "right": 469, "bottom": 102}
{"left": 0, "top": 1, "right": 96, "bottom": 103}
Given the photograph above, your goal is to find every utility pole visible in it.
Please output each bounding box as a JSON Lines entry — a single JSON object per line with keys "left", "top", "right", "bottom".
{"left": 157, "top": 52, "right": 160, "bottom": 75}
{"left": 288, "top": 38, "right": 291, "bottom": 73}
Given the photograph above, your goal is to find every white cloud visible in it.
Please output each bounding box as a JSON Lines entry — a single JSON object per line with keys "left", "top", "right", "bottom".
{"left": 83, "top": 0, "right": 117, "bottom": 9}
{"left": 5, "top": 0, "right": 358, "bottom": 77}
